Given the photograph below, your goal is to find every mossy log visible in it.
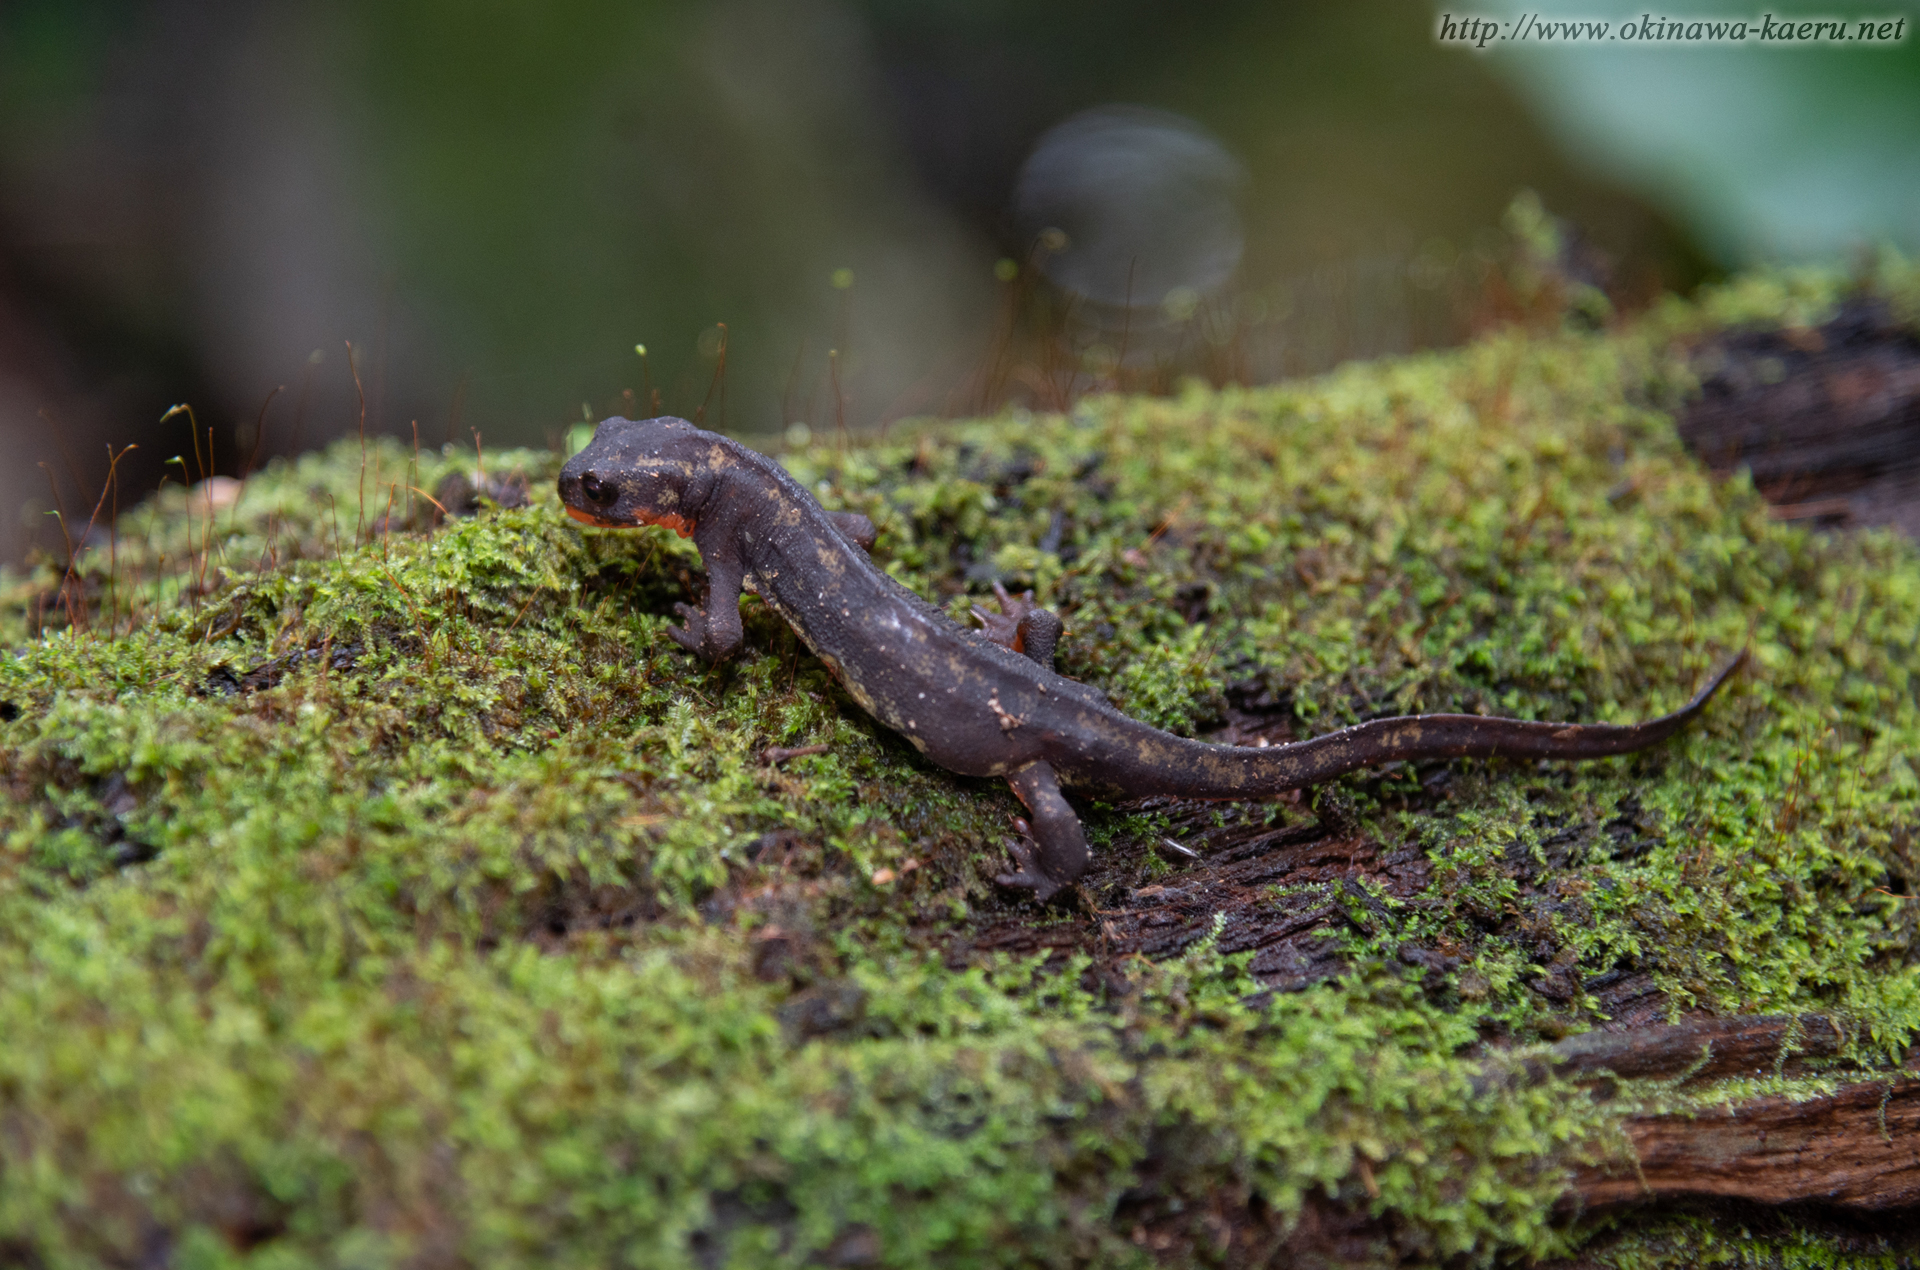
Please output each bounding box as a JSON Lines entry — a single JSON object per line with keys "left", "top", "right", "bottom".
{"left": 3, "top": 263, "right": 1920, "bottom": 1268}
{"left": 1552, "top": 1017, "right": 1920, "bottom": 1211}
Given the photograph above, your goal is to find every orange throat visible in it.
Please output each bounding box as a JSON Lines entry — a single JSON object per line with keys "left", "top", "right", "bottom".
{"left": 565, "top": 505, "right": 694, "bottom": 538}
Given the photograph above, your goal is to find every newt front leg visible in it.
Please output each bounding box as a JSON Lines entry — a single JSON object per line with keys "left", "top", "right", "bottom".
{"left": 669, "top": 531, "right": 747, "bottom": 662}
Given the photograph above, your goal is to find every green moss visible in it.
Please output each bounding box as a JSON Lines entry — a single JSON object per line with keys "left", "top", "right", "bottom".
{"left": 1585, "top": 1212, "right": 1914, "bottom": 1269}
{"left": 2, "top": 266, "right": 1918, "bottom": 1266}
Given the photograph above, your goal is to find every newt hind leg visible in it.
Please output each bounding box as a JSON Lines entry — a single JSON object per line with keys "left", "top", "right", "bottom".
{"left": 971, "top": 582, "right": 1064, "bottom": 670}
{"left": 995, "top": 760, "right": 1088, "bottom": 903}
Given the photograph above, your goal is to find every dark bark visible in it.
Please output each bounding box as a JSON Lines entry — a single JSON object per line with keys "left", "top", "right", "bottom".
{"left": 1680, "top": 298, "right": 1920, "bottom": 536}
{"left": 1583, "top": 1075, "right": 1920, "bottom": 1210}
{"left": 1553, "top": 1014, "right": 1920, "bottom": 1213}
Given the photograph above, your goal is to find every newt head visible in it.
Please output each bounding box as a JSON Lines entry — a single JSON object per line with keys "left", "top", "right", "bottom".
{"left": 557, "top": 415, "right": 705, "bottom": 538}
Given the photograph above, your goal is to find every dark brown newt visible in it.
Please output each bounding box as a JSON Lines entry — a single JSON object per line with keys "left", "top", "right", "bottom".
{"left": 559, "top": 415, "right": 1743, "bottom": 902}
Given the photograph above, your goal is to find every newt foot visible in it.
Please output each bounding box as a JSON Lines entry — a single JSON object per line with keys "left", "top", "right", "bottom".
{"left": 971, "top": 583, "right": 1062, "bottom": 669}
{"left": 993, "top": 817, "right": 1065, "bottom": 903}
{"left": 970, "top": 583, "right": 1035, "bottom": 647}
{"left": 667, "top": 601, "right": 708, "bottom": 653}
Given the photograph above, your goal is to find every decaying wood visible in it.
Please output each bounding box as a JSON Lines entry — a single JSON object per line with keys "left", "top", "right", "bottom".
{"left": 1549, "top": 1014, "right": 1920, "bottom": 1212}
{"left": 1550, "top": 1012, "right": 1848, "bottom": 1083}
{"left": 1580, "top": 1075, "right": 1920, "bottom": 1210}
{"left": 1680, "top": 298, "right": 1920, "bottom": 536}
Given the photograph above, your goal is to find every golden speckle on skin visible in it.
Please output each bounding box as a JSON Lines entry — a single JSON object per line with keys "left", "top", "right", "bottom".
{"left": 629, "top": 457, "right": 690, "bottom": 479}
{"left": 988, "top": 690, "right": 1023, "bottom": 733}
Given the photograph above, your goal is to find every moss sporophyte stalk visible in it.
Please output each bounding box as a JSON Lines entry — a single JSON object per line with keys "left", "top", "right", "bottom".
{"left": 1, "top": 263, "right": 1918, "bottom": 1266}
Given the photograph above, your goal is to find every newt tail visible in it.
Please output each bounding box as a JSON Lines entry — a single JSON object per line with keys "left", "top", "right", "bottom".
{"left": 1045, "top": 652, "right": 1747, "bottom": 802}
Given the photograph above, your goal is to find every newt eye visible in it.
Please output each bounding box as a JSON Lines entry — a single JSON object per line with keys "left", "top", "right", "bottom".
{"left": 580, "top": 473, "right": 617, "bottom": 505}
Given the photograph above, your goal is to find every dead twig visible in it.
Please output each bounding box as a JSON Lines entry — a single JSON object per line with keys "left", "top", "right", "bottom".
{"left": 762, "top": 743, "right": 830, "bottom": 765}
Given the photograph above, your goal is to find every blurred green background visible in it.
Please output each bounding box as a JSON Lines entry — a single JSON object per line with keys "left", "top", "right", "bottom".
{"left": 0, "top": 0, "right": 1914, "bottom": 560}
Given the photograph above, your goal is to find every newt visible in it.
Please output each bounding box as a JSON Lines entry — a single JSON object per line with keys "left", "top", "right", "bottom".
{"left": 560, "top": 415, "right": 1743, "bottom": 902}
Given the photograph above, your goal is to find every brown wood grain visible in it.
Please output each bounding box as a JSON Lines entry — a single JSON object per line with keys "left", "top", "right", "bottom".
{"left": 1577, "top": 1075, "right": 1920, "bottom": 1210}
{"left": 1548, "top": 1015, "right": 1920, "bottom": 1212}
